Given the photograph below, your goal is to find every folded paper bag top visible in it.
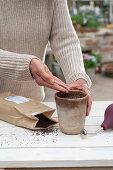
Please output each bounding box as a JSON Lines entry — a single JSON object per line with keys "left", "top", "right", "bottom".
{"left": 0, "top": 92, "right": 57, "bottom": 130}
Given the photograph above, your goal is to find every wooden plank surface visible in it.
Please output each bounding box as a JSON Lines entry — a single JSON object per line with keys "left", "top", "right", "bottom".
{"left": 1, "top": 147, "right": 113, "bottom": 168}
{"left": 0, "top": 101, "right": 113, "bottom": 168}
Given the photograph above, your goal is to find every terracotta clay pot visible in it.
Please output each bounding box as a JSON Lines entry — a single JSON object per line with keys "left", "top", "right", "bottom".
{"left": 55, "top": 90, "right": 88, "bottom": 135}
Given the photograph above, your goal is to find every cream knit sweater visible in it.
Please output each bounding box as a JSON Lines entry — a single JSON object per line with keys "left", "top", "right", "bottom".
{"left": 0, "top": 0, "right": 91, "bottom": 101}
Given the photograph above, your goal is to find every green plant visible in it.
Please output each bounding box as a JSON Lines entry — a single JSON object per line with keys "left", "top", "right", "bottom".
{"left": 91, "top": 52, "right": 102, "bottom": 63}
{"left": 71, "top": 12, "right": 100, "bottom": 29}
{"left": 84, "top": 58, "right": 97, "bottom": 70}
{"left": 83, "top": 53, "right": 101, "bottom": 70}
{"left": 71, "top": 14, "right": 83, "bottom": 29}
{"left": 84, "top": 12, "right": 100, "bottom": 28}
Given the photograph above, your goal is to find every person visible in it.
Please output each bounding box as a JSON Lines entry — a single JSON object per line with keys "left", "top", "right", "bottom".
{"left": 0, "top": 0, "right": 92, "bottom": 115}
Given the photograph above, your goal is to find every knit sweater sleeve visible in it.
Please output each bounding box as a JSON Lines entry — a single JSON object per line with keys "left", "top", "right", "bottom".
{"left": 0, "top": 49, "right": 38, "bottom": 81}
{"left": 49, "top": 0, "right": 92, "bottom": 88}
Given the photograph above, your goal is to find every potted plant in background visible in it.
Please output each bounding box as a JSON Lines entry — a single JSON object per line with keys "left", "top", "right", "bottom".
{"left": 71, "top": 2, "right": 100, "bottom": 33}
{"left": 52, "top": 53, "right": 101, "bottom": 83}
{"left": 83, "top": 52, "right": 102, "bottom": 81}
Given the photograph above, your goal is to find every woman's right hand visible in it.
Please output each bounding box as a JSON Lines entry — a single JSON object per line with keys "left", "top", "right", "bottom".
{"left": 30, "top": 58, "right": 69, "bottom": 93}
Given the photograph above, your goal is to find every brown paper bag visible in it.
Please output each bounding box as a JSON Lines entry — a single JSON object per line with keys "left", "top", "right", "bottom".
{"left": 0, "top": 92, "right": 57, "bottom": 130}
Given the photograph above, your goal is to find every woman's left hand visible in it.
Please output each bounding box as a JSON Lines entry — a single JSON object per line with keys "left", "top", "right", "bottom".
{"left": 69, "top": 78, "right": 92, "bottom": 116}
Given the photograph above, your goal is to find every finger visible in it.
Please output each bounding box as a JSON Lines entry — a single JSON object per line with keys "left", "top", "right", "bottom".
{"left": 81, "top": 88, "right": 92, "bottom": 116}
{"left": 69, "top": 84, "right": 92, "bottom": 116}
{"left": 69, "top": 86, "right": 78, "bottom": 91}
{"left": 53, "top": 76, "right": 70, "bottom": 91}
{"left": 35, "top": 75, "right": 68, "bottom": 93}
{"left": 37, "top": 70, "right": 54, "bottom": 85}
{"left": 69, "top": 83, "right": 82, "bottom": 91}
{"left": 52, "top": 83, "right": 69, "bottom": 93}
{"left": 45, "top": 66, "right": 69, "bottom": 89}
{"left": 44, "top": 64, "right": 69, "bottom": 91}
{"left": 33, "top": 74, "right": 44, "bottom": 86}
{"left": 86, "top": 90, "right": 92, "bottom": 116}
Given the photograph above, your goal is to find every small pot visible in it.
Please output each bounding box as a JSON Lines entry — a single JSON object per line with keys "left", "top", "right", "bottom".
{"left": 55, "top": 90, "right": 88, "bottom": 135}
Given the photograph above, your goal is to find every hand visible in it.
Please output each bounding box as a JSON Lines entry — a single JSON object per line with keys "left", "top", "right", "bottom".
{"left": 30, "top": 58, "right": 69, "bottom": 93}
{"left": 69, "top": 78, "right": 92, "bottom": 116}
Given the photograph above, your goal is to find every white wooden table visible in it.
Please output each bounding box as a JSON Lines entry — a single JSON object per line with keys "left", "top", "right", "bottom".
{"left": 0, "top": 101, "right": 113, "bottom": 169}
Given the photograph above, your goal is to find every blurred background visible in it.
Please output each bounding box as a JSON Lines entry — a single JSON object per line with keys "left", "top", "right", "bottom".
{"left": 44, "top": 0, "right": 113, "bottom": 102}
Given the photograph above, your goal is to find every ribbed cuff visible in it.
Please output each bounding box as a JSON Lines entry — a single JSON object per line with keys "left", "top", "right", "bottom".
{"left": 66, "top": 72, "right": 92, "bottom": 88}
{"left": 0, "top": 49, "right": 40, "bottom": 81}
{"left": 23, "top": 54, "right": 40, "bottom": 81}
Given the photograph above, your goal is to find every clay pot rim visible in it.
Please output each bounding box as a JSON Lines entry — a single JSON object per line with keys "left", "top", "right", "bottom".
{"left": 55, "top": 90, "right": 88, "bottom": 101}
